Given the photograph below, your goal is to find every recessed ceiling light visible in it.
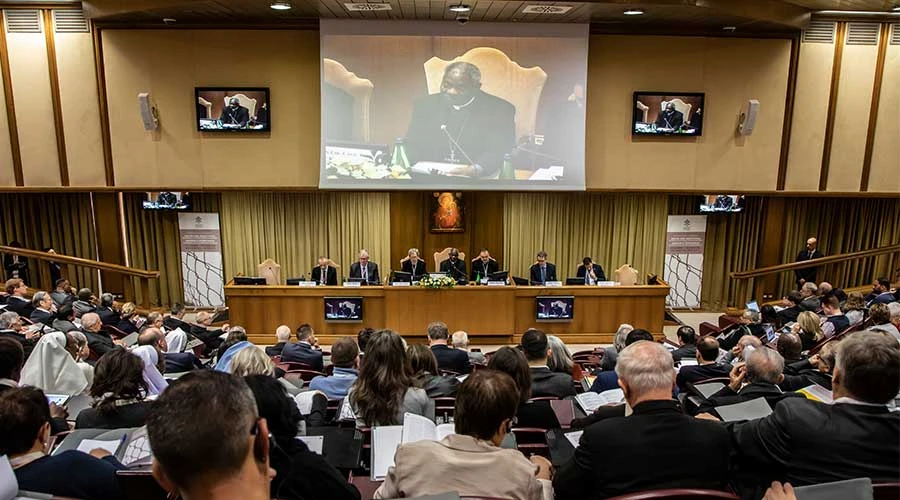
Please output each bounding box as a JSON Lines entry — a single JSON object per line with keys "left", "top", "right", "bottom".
{"left": 449, "top": 4, "right": 471, "bottom": 13}
{"left": 623, "top": 8, "right": 644, "bottom": 16}
{"left": 270, "top": 1, "right": 292, "bottom": 10}
{"left": 893, "top": 5, "right": 900, "bottom": 11}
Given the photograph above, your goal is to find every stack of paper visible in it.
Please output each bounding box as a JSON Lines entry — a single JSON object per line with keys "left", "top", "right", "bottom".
{"left": 371, "top": 413, "right": 455, "bottom": 480}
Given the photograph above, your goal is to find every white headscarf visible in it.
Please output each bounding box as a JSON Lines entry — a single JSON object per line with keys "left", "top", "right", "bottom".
{"left": 131, "top": 345, "right": 169, "bottom": 396}
{"left": 165, "top": 328, "right": 187, "bottom": 353}
{"left": 20, "top": 332, "right": 88, "bottom": 395}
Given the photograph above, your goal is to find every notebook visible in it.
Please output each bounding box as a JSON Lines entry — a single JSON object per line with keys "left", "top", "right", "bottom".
{"left": 574, "top": 389, "right": 625, "bottom": 413}
{"left": 715, "top": 397, "right": 773, "bottom": 422}
{"left": 53, "top": 427, "right": 153, "bottom": 467}
{"left": 371, "top": 413, "right": 455, "bottom": 480}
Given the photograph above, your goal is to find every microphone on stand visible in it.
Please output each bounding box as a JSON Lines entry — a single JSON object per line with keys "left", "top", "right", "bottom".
{"left": 440, "top": 124, "right": 475, "bottom": 165}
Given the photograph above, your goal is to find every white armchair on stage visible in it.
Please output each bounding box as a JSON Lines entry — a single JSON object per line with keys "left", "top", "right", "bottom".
{"left": 257, "top": 259, "right": 281, "bottom": 285}
{"left": 434, "top": 248, "right": 466, "bottom": 272}
{"left": 323, "top": 57, "right": 375, "bottom": 143}
{"left": 198, "top": 97, "right": 212, "bottom": 119}
{"left": 224, "top": 94, "right": 258, "bottom": 120}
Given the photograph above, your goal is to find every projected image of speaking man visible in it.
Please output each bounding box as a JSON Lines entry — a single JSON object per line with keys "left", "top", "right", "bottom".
{"left": 405, "top": 61, "right": 516, "bottom": 178}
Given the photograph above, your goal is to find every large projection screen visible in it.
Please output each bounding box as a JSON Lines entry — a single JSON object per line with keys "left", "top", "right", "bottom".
{"left": 320, "top": 20, "right": 589, "bottom": 191}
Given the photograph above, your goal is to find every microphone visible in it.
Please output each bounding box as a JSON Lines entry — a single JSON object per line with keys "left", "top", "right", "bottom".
{"left": 440, "top": 124, "right": 475, "bottom": 165}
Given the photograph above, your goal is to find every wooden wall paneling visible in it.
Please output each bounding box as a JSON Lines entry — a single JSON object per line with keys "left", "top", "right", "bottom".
{"left": 470, "top": 192, "right": 505, "bottom": 269}
{"left": 777, "top": 34, "right": 801, "bottom": 191}
{"left": 859, "top": 23, "right": 890, "bottom": 192}
{"left": 91, "top": 23, "right": 114, "bottom": 186}
{"left": 42, "top": 10, "right": 68, "bottom": 186}
{"left": 0, "top": 12, "right": 23, "bottom": 185}
{"left": 818, "top": 21, "right": 845, "bottom": 191}
{"left": 92, "top": 192, "right": 125, "bottom": 293}
{"left": 753, "top": 197, "right": 785, "bottom": 302}
{"left": 866, "top": 28, "right": 900, "bottom": 194}
{"left": 389, "top": 191, "right": 424, "bottom": 272}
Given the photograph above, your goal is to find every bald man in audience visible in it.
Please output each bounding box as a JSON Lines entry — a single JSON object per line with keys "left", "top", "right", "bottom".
{"left": 555, "top": 341, "right": 731, "bottom": 499}
{"left": 730, "top": 331, "right": 900, "bottom": 497}
{"left": 265, "top": 325, "right": 292, "bottom": 357}
{"left": 190, "top": 311, "right": 226, "bottom": 352}
{"left": 452, "top": 330, "right": 485, "bottom": 365}
{"left": 776, "top": 332, "right": 805, "bottom": 367}
{"left": 81, "top": 312, "right": 120, "bottom": 358}
{"left": 138, "top": 328, "right": 168, "bottom": 374}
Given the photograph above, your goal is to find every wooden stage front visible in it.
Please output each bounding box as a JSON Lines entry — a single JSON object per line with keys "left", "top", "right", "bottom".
{"left": 225, "top": 283, "right": 670, "bottom": 345}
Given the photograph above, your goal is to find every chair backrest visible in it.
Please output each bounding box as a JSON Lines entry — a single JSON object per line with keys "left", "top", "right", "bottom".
{"left": 223, "top": 94, "right": 258, "bottom": 119}
{"left": 434, "top": 248, "right": 465, "bottom": 272}
{"left": 510, "top": 427, "right": 550, "bottom": 457}
{"left": 285, "top": 369, "right": 326, "bottom": 384}
{"left": 660, "top": 98, "right": 692, "bottom": 123}
{"left": 116, "top": 470, "right": 179, "bottom": 500}
{"left": 423, "top": 47, "right": 548, "bottom": 142}
{"left": 635, "top": 100, "right": 649, "bottom": 123}
{"left": 197, "top": 96, "right": 212, "bottom": 119}
{"left": 615, "top": 264, "right": 639, "bottom": 286}
{"left": 348, "top": 472, "right": 383, "bottom": 500}
{"left": 257, "top": 258, "right": 281, "bottom": 285}
{"left": 606, "top": 489, "right": 739, "bottom": 500}
{"left": 323, "top": 57, "right": 375, "bottom": 143}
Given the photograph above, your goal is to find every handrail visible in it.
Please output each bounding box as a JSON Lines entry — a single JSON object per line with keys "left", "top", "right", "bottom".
{"left": 0, "top": 246, "right": 158, "bottom": 278}
{"left": 730, "top": 244, "right": 900, "bottom": 280}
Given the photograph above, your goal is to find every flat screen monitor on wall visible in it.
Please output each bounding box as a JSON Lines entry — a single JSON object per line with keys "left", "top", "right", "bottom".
{"left": 632, "top": 92, "right": 704, "bottom": 136}
{"left": 195, "top": 87, "right": 270, "bottom": 132}
{"left": 700, "top": 194, "right": 744, "bottom": 213}
{"left": 142, "top": 191, "right": 191, "bottom": 210}
{"left": 319, "top": 20, "right": 589, "bottom": 191}
{"left": 324, "top": 297, "right": 363, "bottom": 322}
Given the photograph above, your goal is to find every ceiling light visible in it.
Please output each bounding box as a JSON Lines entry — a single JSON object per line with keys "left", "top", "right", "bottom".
{"left": 623, "top": 8, "right": 644, "bottom": 16}
{"left": 270, "top": 1, "right": 292, "bottom": 10}
{"left": 893, "top": 5, "right": 900, "bottom": 11}
{"left": 723, "top": 26, "right": 736, "bottom": 31}
{"left": 449, "top": 4, "right": 471, "bottom": 13}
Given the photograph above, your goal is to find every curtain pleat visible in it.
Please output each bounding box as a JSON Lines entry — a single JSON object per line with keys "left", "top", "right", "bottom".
{"left": 122, "top": 194, "right": 185, "bottom": 307}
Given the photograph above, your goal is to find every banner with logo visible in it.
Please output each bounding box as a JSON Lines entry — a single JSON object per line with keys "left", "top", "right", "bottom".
{"left": 178, "top": 213, "right": 225, "bottom": 307}
{"left": 664, "top": 215, "right": 706, "bottom": 309}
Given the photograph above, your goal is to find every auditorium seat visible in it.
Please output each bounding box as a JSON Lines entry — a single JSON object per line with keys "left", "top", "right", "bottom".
{"left": 323, "top": 58, "right": 374, "bottom": 143}
{"left": 433, "top": 397, "right": 456, "bottom": 421}
{"left": 510, "top": 427, "right": 550, "bottom": 457}
{"left": 116, "top": 470, "right": 179, "bottom": 500}
{"left": 348, "top": 472, "right": 382, "bottom": 500}
{"left": 606, "top": 489, "right": 739, "bottom": 499}
{"left": 283, "top": 369, "right": 326, "bottom": 385}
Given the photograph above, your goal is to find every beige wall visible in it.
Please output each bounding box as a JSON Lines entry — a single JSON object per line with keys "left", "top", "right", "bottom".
{"left": 0, "top": 47, "right": 14, "bottom": 187}
{"left": 868, "top": 42, "right": 900, "bottom": 194}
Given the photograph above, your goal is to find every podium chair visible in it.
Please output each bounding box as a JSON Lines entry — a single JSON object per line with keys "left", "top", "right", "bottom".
{"left": 615, "top": 264, "right": 639, "bottom": 286}
{"left": 635, "top": 100, "right": 649, "bottom": 122}
{"left": 433, "top": 247, "right": 465, "bottom": 272}
{"left": 197, "top": 96, "right": 212, "bottom": 119}
{"left": 323, "top": 58, "right": 374, "bottom": 143}
{"left": 257, "top": 259, "right": 281, "bottom": 285}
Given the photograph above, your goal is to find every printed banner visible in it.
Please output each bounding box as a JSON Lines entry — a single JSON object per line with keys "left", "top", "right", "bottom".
{"left": 664, "top": 215, "right": 706, "bottom": 309}
{"left": 178, "top": 213, "right": 225, "bottom": 307}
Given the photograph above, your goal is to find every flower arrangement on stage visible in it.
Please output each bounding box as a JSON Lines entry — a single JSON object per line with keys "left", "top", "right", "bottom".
{"left": 418, "top": 274, "right": 456, "bottom": 289}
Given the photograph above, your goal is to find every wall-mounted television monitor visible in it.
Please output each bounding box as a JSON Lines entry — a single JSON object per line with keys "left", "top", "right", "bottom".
{"left": 325, "top": 297, "right": 363, "bottom": 322}
{"left": 536, "top": 296, "right": 574, "bottom": 321}
{"left": 195, "top": 87, "right": 270, "bottom": 132}
{"left": 700, "top": 195, "right": 744, "bottom": 213}
{"left": 633, "top": 92, "right": 704, "bottom": 136}
{"left": 142, "top": 191, "right": 191, "bottom": 210}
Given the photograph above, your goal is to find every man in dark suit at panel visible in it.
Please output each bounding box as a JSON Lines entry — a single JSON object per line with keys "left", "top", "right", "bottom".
{"left": 400, "top": 248, "right": 428, "bottom": 281}
{"left": 281, "top": 323, "right": 324, "bottom": 372}
{"left": 404, "top": 61, "right": 516, "bottom": 178}
{"left": 576, "top": 257, "right": 606, "bottom": 285}
{"left": 220, "top": 96, "right": 250, "bottom": 128}
{"left": 730, "top": 331, "right": 900, "bottom": 497}
{"left": 439, "top": 248, "right": 467, "bottom": 283}
{"left": 529, "top": 251, "right": 557, "bottom": 286}
{"left": 310, "top": 256, "right": 338, "bottom": 286}
{"left": 470, "top": 249, "right": 499, "bottom": 283}
{"left": 795, "top": 237, "right": 823, "bottom": 289}
{"left": 554, "top": 341, "right": 731, "bottom": 499}
{"left": 522, "top": 328, "right": 575, "bottom": 398}
{"left": 676, "top": 336, "right": 731, "bottom": 392}
{"left": 348, "top": 249, "right": 380, "bottom": 285}
{"left": 654, "top": 101, "right": 684, "bottom": 130}
{"left": 428, "top": 321, "right": 471, "bottom": 374}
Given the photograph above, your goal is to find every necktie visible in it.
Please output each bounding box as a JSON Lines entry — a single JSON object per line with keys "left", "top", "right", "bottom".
{"left": 541, "top": 266, "right": 546, "bottom": 283}
{"left": 320, "top": 268, "right": 325, "bottom": 285}
{"left": 362, "top": 266, "right": 367, "bottom": 280}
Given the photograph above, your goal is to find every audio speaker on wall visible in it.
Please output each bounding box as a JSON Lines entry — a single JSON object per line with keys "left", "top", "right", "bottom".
{"left": 738, "top": 99, "right": 759, "bottom": 136}
{"left": 138, "top": 92, "right": 159, "bottom": 131}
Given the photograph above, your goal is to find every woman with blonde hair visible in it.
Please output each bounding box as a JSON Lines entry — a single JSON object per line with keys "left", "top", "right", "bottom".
{"left": 115, "top": 302, "right": 139, "bottom": 334}
{"left": 229, "top": 346, "right": 275, "bottom": 377}
{"left": 792, "top": 310, "right": 822, "bottom": 351}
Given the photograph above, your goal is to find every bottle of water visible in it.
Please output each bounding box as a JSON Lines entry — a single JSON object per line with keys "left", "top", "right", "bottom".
{"left": 499, "top": 153, "right": 514, "bottom": 180}
{"left": 390, "top": 138, "right": 411, "bottom": 175}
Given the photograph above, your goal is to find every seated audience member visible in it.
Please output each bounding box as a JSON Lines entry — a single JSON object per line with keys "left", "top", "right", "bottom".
{"left": 599, "top": 324, "right": 634, "bottom": 371}
{"left": 216, "top": 326, "right": 248, "bottom": 359}
{"left": 20, "top": 331, "right": 88, "bottom": 395}
{"left": 731, "top": 331, "right": 900, "bottom": 496}
{"left": 357, "top": 327, "right": 373, "bottom": 356}
{"left": 0, "top": 386, "right": 126, "bottom": 500}
{"left": 76, "top": 348, "right": 154, "bottom": 429}
{"left": 676, "top": 336, "right": 731, "bottom": 392}
{"left": 760, "top": 304, "right": 779, "bottom": 327}
{"left": 721, "top": 335, "right": 763, "bottom": 365}
{"left": 230, "top": 346, "right": 311, "bottom": 401}
{"left": 792, "top": 311, "right": 823, "bottom": 351}
{"left": 72, "top": 287, "right": 96, "bottom": 318}
{"left": 163, "top": 315, "right": 190, "bottom": 354}
{"left": 890, "top": 302, "right": 900, "bottom": 327}
{"left": 115, "top": 302, "right": 139, "bottom": 334}
{"left": 547, "top": 335, "right": 582, "bottom": 381}
{"left": 139, "top": 327, "right": 198, "bottom": 373}
{"left": 869, "top": 303, "right": 900, "bottom": 342}
{"left": 671, "top": 325, "right": 698, "bottom": 362}
{"left": 281, "top": 323, "right": 324, "bottom": 371}
{"left": 96, "top": 293, "right": 120, "bottom": 326}
{"left": 428, "top": 321, "right": 471, "bottom": 374}
{"left": 348, "top": 330, "right": 434, "bottom": 427}
{"left": 452, "top": 330, "right": 486, "bottom": 365}
{"left": 843, "top": 291, "right": 867, "bottom": 325}
{"left": 67, "top": 331, "right": 94, "bottom": 386}
{"left": 145, "top": 311, "right": 164, "bottom": 331}
{"left": 163, "top": 302, "right": 191, "bottom": 332}
{"left": 799, "top": 282, "right": 820, "bottom": 311}
{"left": 0, "top": 337, "right": 24, "bottom": 392}
{"left": 29, "top": 291, "right": 55, "bottom": 326}
{"left": 777, "top": 290, "right": 804, "bottom": 327}
{"left": 866, "top": 277, "right": 895, "bottom": 306}
{"left": 0, "top": 311, "right": 37, "bottom": 359}
{"left": 190, "top": 310, "right": 226, "bottom": 351}
{"left": 408, "top": 343, "right": 459, "bottom": 397}
{"left": 52, "top": 303, "right": 78, "bottom": 333}
{"left": 375, "top": 370, "right": 553, "bottom": 500}
{"left": 265, "top": 325, "right": 291, "bottom": 357}
{"left": 146, "top": 371, "right": 273, "bottom": 500}
{"left": 555, "top": 341, "right": 731, "bottom": 499}
{"left": 488, "top": 346, "right": 560, "bottom": 429}
{"left": 214, "top": 339, "right": 253, "bottom": 372}
{"left": 776, "top": 332, "right": 805, "bottom": 367}
{"left": 779, "top": 341, "right": 836, "bottom": 391}
{"left": 819, "top": 295, "right": 849, "bottom": 339}
{"left": 522, "top": 328, "right": 575, "bottom": 398}
{"left": 81, "top": 312, "right": 119, "bottom": 357}
{"left": 4, "top": 279, "right": 34, "bottom": 317}
{"left": 132, "top": 345, "right": 168, "bottom": 395}
{"left": 591, "top": 329, "right": 654, "bottom": 393}
{"left": 737, "top": 310, "right": 766, "bottom": 339}
{"left": 310, "top": 336, "right": 360, "bottom": 400}
{"left": 697, "top": 348, "right": 802, "bottom": 416}
{"left": 50, "top": 278, "right": 74, "bottom": 308}
{"left": 243, "top": 375, "right": 359, "bottom": 500}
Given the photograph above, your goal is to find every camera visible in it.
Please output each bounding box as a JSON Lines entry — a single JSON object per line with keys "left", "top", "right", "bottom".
{"left": 456, "top": 13, "right": 469, "bottom": 24}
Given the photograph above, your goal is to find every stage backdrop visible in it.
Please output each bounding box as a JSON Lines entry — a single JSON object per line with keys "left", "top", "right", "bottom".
{"left": 664, "top": 215, "right": 707, "bottom": 309}
{"left": 178, "top": 213, "right": 225, "bottom": 307}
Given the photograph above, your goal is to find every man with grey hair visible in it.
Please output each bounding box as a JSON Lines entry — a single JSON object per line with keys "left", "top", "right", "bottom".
{"left": 731, "top": 331, "right": 900, "bottom": 496}
{"left": 349, "top": 249, "right": 380, "bottom": 285}
{"left": 80, "top": 311, "right": 121, "bottom": 357}
{"left": 29, "top": 290, "right": 54, "bottom": 326}
{"left": 401, "top": 248, "right": 427, "bottom": 280}
{"left": 265, "top": 325, "right": 291, "bottom": 357}
{"left": 599, "top": 323, "right": 634, "bottom": 371}
{"left": 451, "top": 330, "right": 485, "bottom": 365}
{"left": 555, "top": 341, "right": 731, "bottom": 498}
{"left": 404, "top": 60, "right": 516, "bottom": 178}
{"left": 799, "top": 282, "right": 820, "bottom": 311}
{"left": 72, "top": 287, "right": 95, "bottom": 318}
{"left": 96, "top": 292, "right": 120, "bottom": 326}
{"left": 0, "top": 311, "right": 37, "bottom": 359}
{"left": 428, "top": 321, "right": 471, "bottom": 374}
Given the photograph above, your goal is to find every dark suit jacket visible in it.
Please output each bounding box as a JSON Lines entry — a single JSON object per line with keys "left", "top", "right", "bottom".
{"left": 671, "top": 344, "right": 697, "bottom": 363}
{"left": 30, "top": 308, "right": 54, "bottom": 326}
{"left": 654, "top": 109, "right": 684, "bottom": 129}
{"left": 281, "top": 341, "right": 324, "bottom": 371}
{"left": 676, "top": 362, "right": 732, "bottom": 391}
{"left": 696, "top": 382, "right": 804, "bottom": 417}
{"left": 348, "top": 262, "right": 380, "bottom": 284}
{"left": 439, "top": 258, "right": 467, "bottom": 282}
{"left": 310, "top": 266, "right": 338, "bottom": 286}
{"left": 469, "top": 258, "right": 499, "bottom": 281}
{"left": 430, "top": 344, "right": 471, "bottom": 374}
{"left": 163, "top": 316, "right": 191, "bottom": 333}
{"left": 189, "top": 324, "right": 223, "bottom": 351}
{"left": 554, "top": 399, "right": 731, "bottom": 500}
{"left": 405, "top": 90, "right": 516, "bottom": 176}
{"left": 164, "top": 352, "right": 203, "bottom": 373}
{"left": 794, "top": 249, "right": 824, "bottom": 285}
{"left": 414, "top": 372, "right": 459, "bottom": 398}
{"left": 866, "top": 291, "right": 896, "bottom": 306}
{"left": 96, "top": 306, "right": 120, "bottom": 326}
{"left": 799, "top": 296, "right": 821, "bottom": 312}
{"left": 50, "top": 290, "right": 74, "bottom": 308}
{"left": 266, "top": 342, "right": 287, "bottom": 357}
{"left": 576, "top": 264, "right": 606, "bottom": 283}
{"left": 0, "top": 329, "right": 37, "bottom": 359}
{"left": 529, "top": 263, "right": 557, "bottom": 285}
{"left": 776, "top": 305, "right": 802, "bottom": 327}
{"left": 400, "top": 259, "right": 427, "bottom": 280}
{"left": 5, "top": 296, "right": 34, "bottom": 318}
{"left": 530, "top": 366, "right": 575, "bottom": 398}
{"left": 220, "top": 104, "right": 250, "bottom": 126}
{"left": 731, "top": 399, "right": 900, "bottom": 496}
{"left": 779, "top": 359, "right": 832, "bottom": 391}
{"left": 83, "top": 329, "right": 116, "bottom": 357}
{"left": 3, "top": 254, "right": 28, "bottom": 284}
